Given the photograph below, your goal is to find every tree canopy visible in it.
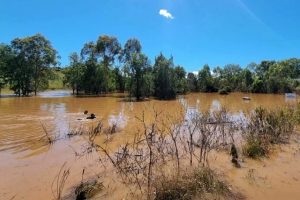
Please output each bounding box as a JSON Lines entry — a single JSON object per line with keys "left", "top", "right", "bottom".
{"left": 1, "top": 34, "right": 300, "bottom": 98}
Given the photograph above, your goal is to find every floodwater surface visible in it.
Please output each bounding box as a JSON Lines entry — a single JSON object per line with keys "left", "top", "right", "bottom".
{"left": 0, "top": 91, "right": 299, "bottom": 199}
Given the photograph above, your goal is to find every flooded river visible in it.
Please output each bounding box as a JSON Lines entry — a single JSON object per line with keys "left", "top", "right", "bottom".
{"left": 0, "top": 91, "right": 299, "bottom": 199}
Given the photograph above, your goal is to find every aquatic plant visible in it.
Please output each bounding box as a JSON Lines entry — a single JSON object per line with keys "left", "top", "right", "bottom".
{"left": 51, "top": 162, "right": 70, "bottom": 200}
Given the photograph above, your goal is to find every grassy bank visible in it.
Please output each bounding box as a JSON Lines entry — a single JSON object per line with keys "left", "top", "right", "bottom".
{"left": 48, "top": 69, "right": 65, "bottom": 90}
{"left": 0, "top": 87, "right": 14, "bottom": 95}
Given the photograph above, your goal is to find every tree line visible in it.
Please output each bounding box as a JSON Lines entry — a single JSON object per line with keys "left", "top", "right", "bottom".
{"left": 1, "top": 33, "right": 300, "bottom": 99}
{"left": 63, "top": 36, "right": 186, "bottom": 100}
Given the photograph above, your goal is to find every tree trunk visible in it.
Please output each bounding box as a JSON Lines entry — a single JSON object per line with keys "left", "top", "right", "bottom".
{"left": 34, "top": 63, "right": 38, "bottom": 96}
{"left": 136, "top": 76, "right": 140, "bottom": 101}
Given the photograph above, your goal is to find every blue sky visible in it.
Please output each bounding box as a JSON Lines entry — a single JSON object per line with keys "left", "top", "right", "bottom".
{"left": 1, "top": 0, "right": 300, "bottom": 72}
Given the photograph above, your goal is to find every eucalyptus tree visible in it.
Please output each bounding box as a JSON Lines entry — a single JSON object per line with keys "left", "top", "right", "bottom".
{"left": 64, "top": 52, "right": 84, "bottom": 94}
{"left": 0, "top": 44, "right": 14, "bottom": 95}
{"left": 9, "top": 34, "right": 58, "bottom": 96}
{"left": 123, "top": 38, "right": 142, "bottom": 62}
{"left": 240, "top": 68, "right": 253, "bottom": 92}
{"left": 80, "top": 41, "right": 102, "bottom": 94}
{"left": 129, "top": 53, "right": 150, "bottom": 100}
{"left": 122, "top": 38, "right": 143, "bottom": 99}
{"left": 173, "top": 65, "right": 188, "bottom": 94}
{"left": 153, "top": 53, "right": 176, "bottom": 100}
{"left": 113, "top": 67, "right": 125, "bottom": 92}
{"left": 187, "top": 72, "right": 198, "bottom": 92}
{"left": 96, "top": 35, "right": 121, "bottom": 93}
{"left": 197, "top": 65, "right": 216, "bottom": 92}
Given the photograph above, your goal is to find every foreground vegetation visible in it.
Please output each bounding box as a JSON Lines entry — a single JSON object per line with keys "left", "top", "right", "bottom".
{"left": 1, "top": 34, "right": 300, "bottom": 98}
{"left": 154, "top": 168, "right": 236, "bottom": 200}
{"left": 45, "top": 103, "right": 300, "bottom": 200}
{"left": 242, "top": 107, "right": 297, "bottom": 158}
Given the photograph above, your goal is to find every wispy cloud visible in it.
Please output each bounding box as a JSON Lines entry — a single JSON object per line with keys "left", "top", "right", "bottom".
{"left": 159, "top": 9, "right": 174, "bottom": 19}
{"left": 235, "top": 0, "right": 283, "bottom": 40}
{"left": 235, "top": 0, "right": 264, "bottom": 26}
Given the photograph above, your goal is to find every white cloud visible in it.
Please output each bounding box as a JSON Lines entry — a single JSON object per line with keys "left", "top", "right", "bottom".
{"left": 159, "top": 9, "right": 174, "bottom": 19}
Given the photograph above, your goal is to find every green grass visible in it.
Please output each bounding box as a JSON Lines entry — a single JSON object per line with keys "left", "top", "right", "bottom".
{"left": 48, "top": 70, "right": 65, "bottom": 90}
{"left": 242, "top": 140, "right": 268, "bottom": 159}
{"left": 0, "top": 87, "right": 14, "bottom": 95}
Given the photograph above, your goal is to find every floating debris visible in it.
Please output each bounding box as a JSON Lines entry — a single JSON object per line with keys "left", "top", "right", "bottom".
{"left": 86, "top": 113, "right": 96, "bottom": 119}
{"left": 242, "top": 97, "right": 251, "bottom": 100}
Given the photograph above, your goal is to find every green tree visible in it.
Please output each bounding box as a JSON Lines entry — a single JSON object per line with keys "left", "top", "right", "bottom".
{"left": 251, "top": 77, "right": 265, "bottom": 93}
{"left": 64, "top": 52, "right": 84, "bottom": 94}
{"left": 10, "top": 34, "right": 57, "bottom": 95}
{"left": 96, "top": 35, "right": 121, "bottom": 93}
{"left": 129, "top": 53, "right": 150, "bottom": 100}
{"left": 153, "top": 53, "right": 176, "bottom": 100}
{"left": 173, "top": 65, "right": 187, "bottom": 94}
{"left": 197, "top": 65, "right": 216, "bottom": 92}
{"left": 113, "top": 67, "right": 125, "bottom": 92}
{"left": 123, "top": 38, "right": 143, "bottom": 98}
{"left": 123, "top": 38, "right": 142, "bottom": 62}
{"left": 80, "top": 42, "right": 99, "bottom": 94}
{"left": 0, "top": 44, "right": 14, "bottom": 95}
{"left": 187, "top": 72, "right": 198, "bottom": 92}
{"left": 240, "top": 68, "right": 253, "bottom": 92}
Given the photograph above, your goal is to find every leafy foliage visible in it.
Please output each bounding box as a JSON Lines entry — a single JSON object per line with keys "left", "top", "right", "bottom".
{"left": 1, "top": 34, "right": 300, "bottom": 97}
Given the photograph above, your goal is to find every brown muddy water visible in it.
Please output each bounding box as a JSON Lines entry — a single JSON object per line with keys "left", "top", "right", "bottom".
{"left": 0, "top": 90, "right": 300, "bottom": 200}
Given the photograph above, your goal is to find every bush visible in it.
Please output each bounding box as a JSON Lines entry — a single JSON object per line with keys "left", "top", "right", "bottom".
{"left": 218, "top": 89, "right": 229, "bottom": 95}
{"left": 218, "top": 86, "right": 231, "bottom": 95}
{"left": 242, "top": 107, "right": 296, "bottom": 158}
{"left": 242, "top": 140, "right": 268, "bottom": 159}
{"left": 154, "top": 168, "right": 234, "bottom": 200}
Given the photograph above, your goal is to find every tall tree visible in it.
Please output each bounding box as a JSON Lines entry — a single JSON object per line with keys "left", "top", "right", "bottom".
{"left": 174, "top": 65, "right": 187, "bottom": 94}
{"left": 123, "top": 38, "right": 142, "bottom": 62}
{"left": 113, "top": 67, "right": 125, "bottom": 92}
{"left": 187, "top": 72, "right": 198, "bottom": 92}
{"left": 153, "top": 53, "right": 176, "bottom": 100}
{"left": 64, "top": 52, "right": 84, "bottom": 94}
{"left": 10, "top": 34, "right": 57, "bottom": 95}
{"left": 0, "top": 44, "right": 14, "bottom": 95}
{"left": 80, "top": 42, "right": 99, "bottom": 94}
{"left": 197, "top": 65, "right": 216, "bottom": 92}
{"left": 96, "top": 35, "right": 121, "bottom": 93}
{"left": 123, "top": 38, "right": 142, "bottom": 98}
{"left": 240, "top": 68, "right": 253, "bottom": 92}
{"left": 129, "top": 53, "right": 150, "bottom": 100}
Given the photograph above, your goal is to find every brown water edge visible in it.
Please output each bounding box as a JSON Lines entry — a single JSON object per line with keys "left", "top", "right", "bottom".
{"left": 0, "top": 91, "right": 299, "bottom": 199}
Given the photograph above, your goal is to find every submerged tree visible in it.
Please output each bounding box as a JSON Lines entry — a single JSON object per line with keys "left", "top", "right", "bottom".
{"left": 96, "top": 35, "right": 122, "bottom": 93}
{"left": 197, "top": 65, "right": 216, "bottom": 92}
{"left": 174, "top": 65, "right": 188, "bottom": 94}
{"left": 187, "top": 72, "right": 198, "bottom": 92}
{"left": 123, "top": 38, "right": 143, "bottom": 98}
{"left": 153, "top": 53, "right": 176, "bottom": 100}
{"left": 80, "top": 42, "right": 100, "bottom": 94}
{"left": 0, "top": 44, "right": 14, "bottom": 95}
{"left": 64, "top": 52, "right": 84, "bottom": 94}
{"left": 129, "top": 53, "right": 150, "bottom": 100}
